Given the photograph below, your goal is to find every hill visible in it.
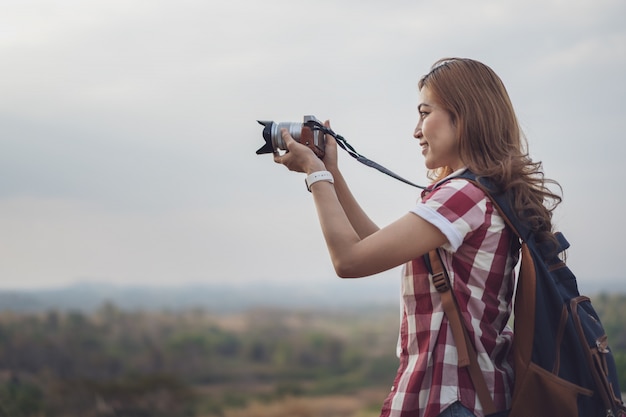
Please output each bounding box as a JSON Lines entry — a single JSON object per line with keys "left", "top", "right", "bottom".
{"left": 0, "top": 279, "right": 400, "bottom": 313}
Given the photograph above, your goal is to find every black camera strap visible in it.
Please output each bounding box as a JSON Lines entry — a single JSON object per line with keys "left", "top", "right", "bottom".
{"left": 307, "top": 121, "right": 428, "bottom": 190}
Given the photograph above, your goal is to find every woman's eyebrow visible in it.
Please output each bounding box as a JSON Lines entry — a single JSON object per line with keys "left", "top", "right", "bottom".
{"left": 418, "top": 103, "right": 432, "bottom": 111}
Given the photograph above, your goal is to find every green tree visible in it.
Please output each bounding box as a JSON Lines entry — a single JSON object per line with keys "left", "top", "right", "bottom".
{"left": 0, "top": 376, "right": 44, "bottom": 417}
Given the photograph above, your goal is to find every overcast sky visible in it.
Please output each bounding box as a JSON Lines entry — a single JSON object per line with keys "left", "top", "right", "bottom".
{"left": 1, "top": 0, "right": 625, "bottom": 293}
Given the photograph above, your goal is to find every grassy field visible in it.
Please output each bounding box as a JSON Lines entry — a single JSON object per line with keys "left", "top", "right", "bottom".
{"left": 1, "top": 294, "right": 625, "bottom": 416}
{"left": 213, "top": 389, "right": 389, "bottom": 417}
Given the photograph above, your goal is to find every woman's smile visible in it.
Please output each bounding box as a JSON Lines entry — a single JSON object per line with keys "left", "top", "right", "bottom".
{"left": 414, "top": 86, "right": 462, "bottom": 171}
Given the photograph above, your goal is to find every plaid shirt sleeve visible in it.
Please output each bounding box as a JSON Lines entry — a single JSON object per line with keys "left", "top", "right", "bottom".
{"left": 379, "top": 179, "right": 516, "bottom": 417}
{"left": 410, "top": 179, "right": 492, "bottom": 252}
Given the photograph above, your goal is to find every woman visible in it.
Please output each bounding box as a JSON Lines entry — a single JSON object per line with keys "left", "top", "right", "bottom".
{"left": 273, "top": 58, "right": 561, "bottom": 417}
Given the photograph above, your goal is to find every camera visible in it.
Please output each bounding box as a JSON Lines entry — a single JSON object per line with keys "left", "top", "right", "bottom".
{"left": 256, "top": 115, "right": 326, "bottom": 158}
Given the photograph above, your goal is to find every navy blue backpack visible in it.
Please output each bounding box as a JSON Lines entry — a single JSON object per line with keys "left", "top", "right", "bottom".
{"left": 428, "top": 171, "right": 625, "bottom": 417}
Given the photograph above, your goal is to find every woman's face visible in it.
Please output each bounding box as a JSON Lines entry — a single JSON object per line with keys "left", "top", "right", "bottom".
{"left": 414, "top": 86, "right": 463, "bottom": 171}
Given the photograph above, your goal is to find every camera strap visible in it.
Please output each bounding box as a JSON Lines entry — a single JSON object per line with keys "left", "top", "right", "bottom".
{"left": 307, "top": 121, "right": 428, "bottom": 190}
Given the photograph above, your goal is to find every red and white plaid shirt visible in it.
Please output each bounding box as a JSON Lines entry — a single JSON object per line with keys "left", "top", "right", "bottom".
{"left": 380, "top": 173, "right": 517, "bottom": 417}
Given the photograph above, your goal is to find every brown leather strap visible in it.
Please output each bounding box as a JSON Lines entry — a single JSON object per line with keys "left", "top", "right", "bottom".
{"left": 429, "top": 251, "right": 470, "bottom": 368}
{"left": 428, "top": 249, "right": 497, "bottom": 415}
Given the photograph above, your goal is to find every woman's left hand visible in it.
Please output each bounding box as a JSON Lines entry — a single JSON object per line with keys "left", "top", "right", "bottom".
{"left": 273, "top": 128, "right": 326, "bottom": 174}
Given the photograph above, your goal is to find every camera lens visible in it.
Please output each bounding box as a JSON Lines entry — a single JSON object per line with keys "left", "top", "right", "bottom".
{"left": 272, "top": 122, "right": 303, "bottom": 151}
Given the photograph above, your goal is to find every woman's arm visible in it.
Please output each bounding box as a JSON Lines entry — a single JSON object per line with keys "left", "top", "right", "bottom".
{"left": 325, "top": 160, "right": 380, "bottom": 240}
{"left": 274, "top": 128, "right": 448, "bottom": 278}
{"left": 309, "top": 180, "right": 447, "bottom": 277}
{"left": 315, "top": 122, "right": 379, "bottom": 239}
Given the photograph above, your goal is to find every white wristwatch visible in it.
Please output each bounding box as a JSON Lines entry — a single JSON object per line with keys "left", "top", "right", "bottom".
{"left": 305, "top": 171, "right": 334, "bottom": 192}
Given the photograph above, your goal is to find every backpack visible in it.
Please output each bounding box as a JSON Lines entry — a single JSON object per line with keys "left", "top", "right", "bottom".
{"left": 426, "top": 170, "right": 625, "bottom": 417}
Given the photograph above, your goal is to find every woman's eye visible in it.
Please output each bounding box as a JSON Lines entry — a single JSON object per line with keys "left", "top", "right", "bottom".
{"left": 419, "top": 111, "right": 429, "bottom": 119}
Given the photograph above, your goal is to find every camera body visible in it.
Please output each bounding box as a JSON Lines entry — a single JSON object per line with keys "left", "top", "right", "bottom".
{"left": 256, "top": 115, "right": 326, "bottom": 158}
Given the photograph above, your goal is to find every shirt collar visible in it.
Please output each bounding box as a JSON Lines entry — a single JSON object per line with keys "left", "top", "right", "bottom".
{"left": 421, "top": 167, "right": 469, "bottom": 198}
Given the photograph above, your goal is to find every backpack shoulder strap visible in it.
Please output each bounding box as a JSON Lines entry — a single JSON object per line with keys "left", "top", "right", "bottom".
{"left": 427, "top": 249, "right": 498, "bottom": 415}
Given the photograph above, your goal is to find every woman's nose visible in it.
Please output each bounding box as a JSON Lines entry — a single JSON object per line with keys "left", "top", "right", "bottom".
{"left": 414, "top": 125, "right": 422, "bottom": 139}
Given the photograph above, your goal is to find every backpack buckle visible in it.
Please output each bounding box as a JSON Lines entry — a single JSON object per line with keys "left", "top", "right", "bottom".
{"left": 432, "top": 272, "right": 449, "bottom": 293}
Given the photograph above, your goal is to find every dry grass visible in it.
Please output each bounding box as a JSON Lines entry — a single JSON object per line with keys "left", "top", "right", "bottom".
{"left": 211, "top": 394, "right": 380, "bottom": 417}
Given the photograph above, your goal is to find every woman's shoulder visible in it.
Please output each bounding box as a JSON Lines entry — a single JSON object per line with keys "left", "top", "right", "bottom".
{"left": 419, "top": 178, "right": 494, "bottom": 229}
{"left": 427, "top": 177, "right": 488, "bottom": 205}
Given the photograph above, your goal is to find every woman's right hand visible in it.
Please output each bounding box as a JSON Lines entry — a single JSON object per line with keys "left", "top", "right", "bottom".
{"left": 321, "top": 120, "right": 340, "bottom": 173}
{"left": 273, "top": 128, "right": 326, "bottom": 174}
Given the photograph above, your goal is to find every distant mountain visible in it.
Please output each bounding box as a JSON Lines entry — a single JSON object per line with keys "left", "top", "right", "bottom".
{"left": 0, "top": 278, "right": 400, "bottom": 313}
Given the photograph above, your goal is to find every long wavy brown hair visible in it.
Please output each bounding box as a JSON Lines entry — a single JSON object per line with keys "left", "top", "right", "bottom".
{"left": 418, "top": 57, "right": 562, "bottom": 244}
